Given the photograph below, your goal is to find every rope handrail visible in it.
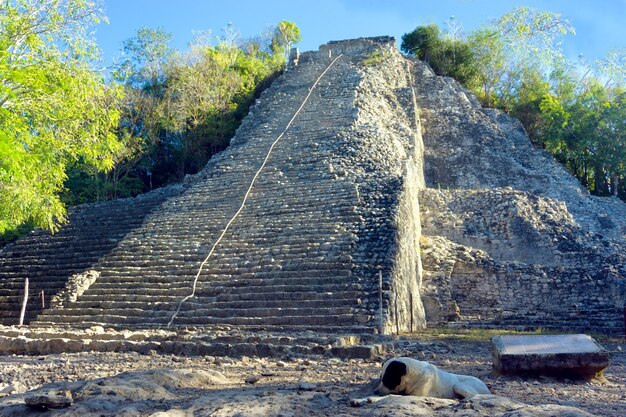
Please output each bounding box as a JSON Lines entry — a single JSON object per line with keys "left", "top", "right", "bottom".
{"left": 167, "top": 54, "right": 345, "bottom": 327}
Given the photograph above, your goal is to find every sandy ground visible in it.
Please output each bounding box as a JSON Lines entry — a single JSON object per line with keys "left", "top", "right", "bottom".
{"left": 0, "top": 333, "right": 624, "bottom": 416}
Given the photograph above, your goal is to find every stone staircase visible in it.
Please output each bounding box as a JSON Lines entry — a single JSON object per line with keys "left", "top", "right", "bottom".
{"left": 0, "top": 186, "right": 181, "bottom": 325}
{"left": 0, "top": 326, "right": 391, "bottom": 359}
{"left": 23, "top": 37, "right": 424, "bottom": 335}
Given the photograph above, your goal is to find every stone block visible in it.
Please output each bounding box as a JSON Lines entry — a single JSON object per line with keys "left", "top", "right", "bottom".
{"left": 492, "top": 334, "right": 609, "bottom": 379}
{"left": 331, "top": 343, "right": 389, "bottom": 359}
{"left": 25, "top": 389, "right": 73, "bottom": 409}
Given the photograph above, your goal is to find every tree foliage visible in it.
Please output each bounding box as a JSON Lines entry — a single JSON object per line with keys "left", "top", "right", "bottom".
{"left": 0, "top": 0, "right": 122, "bottom": 233}
{"left": 497, "top": 7, "right": 575, "bottom": 66}
{"left": 0, "top": 4, "right": 300, "bottom": 239}
{"left": 271, "top": 20, "right": 301, "bottom": 62}
{"left": 112, "top": 26, "right": 173, "bottom": 90}
{"left": 401, "top": 24, "right": 474, "bottom": 84}
{"left": 63, "top": 21, "right": 295, "bottom": 205}
{"left": 401, "top": 7, "right": 626, "bottom": 200}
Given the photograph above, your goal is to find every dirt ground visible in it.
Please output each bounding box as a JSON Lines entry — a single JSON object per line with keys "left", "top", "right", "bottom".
{"left": 0, "top": 332, "right": 624, "bottom": 416}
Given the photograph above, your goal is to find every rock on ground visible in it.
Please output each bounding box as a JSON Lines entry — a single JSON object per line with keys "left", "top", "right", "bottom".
{"left": 0, "top": 335, "right": 623, "bottom": 416}
{"left": 0, "top": 371, "right": 597, "bottom": 417}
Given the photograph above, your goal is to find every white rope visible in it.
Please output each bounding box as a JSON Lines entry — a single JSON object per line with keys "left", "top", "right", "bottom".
{"left": 167, "top": 54, "right": 344, "bottom": 327}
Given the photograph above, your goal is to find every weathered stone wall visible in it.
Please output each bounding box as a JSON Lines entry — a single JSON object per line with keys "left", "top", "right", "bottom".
{"left": 386, "top": 161, "right": 425, "bottom": 333}
{"left": 414, "top": 59, "right": 626, "bottom": 333}
{"left": 338, "top": 42, "right": 427, "bottom": 333}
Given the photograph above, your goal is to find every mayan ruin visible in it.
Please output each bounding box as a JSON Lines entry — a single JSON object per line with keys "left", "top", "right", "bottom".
{"left": 1, "top": 27, "right": 625, "bottom": 416}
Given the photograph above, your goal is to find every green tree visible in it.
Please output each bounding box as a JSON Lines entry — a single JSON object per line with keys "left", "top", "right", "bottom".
{"left": 497, "top": 7, "right": 575, "bottom": 67}
{"left": 540, "top": 80, "right": 626, "bottom": 196}
{"left": 161, "top": 28, "right": 284, "bottom": 177}
{"left": 0, "top": 0, "right": 122, "bottom": 233}
{"left": 508, "top": 66, "right": 552, "bottom": 143}
{"left": 113, "top": 26, "right": 173, "bottom": 90}
{"left": 101, "top": 27, "right": 174, "bottom": 198}
{"left": 401, "top": 24, "right": 474, "bottom": 84}
{"left": 401, "top": 24, "right": 441, "bottom": 62}
{"left": 465, "top": 7, "right": 574, "bottom": 108}
{"left": 271, "top": 20, "right": 301, "bottom": 64}
{"left": 596, "top": 50, "right": 626, "bottom": 88}
{"left": 466, "top": 28, "right": 506, "bottom": 107}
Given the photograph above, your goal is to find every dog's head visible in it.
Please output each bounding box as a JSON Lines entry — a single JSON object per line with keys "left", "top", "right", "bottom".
{"left": 375, "top": 359, "right": 408, "bottom": 395}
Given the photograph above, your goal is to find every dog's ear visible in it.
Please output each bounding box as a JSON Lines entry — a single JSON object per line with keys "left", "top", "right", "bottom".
{"left": 381, "top": 360, "right": 407, "bottom": 391}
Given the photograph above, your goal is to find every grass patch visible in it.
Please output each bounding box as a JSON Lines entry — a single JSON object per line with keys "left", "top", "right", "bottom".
{"left": 360, "top": 49, "right": 389, "bottom": 67}
{"left": 403, "top": 327, "right": 576, "bottom": 342}
{"left": 399, "top": 327, "right": 623, "bottom": 344}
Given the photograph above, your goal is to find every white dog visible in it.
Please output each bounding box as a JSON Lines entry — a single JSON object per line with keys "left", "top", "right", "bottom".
{"left": 351, "top": 357, "right": 490, "bottom": 406}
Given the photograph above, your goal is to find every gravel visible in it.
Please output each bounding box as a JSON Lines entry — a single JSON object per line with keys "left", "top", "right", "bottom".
{"left": 0, "top": 334, "right": 623, "bottom": 416}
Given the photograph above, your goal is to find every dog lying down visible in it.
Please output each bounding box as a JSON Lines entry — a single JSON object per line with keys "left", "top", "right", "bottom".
{"left": 351, "top": 357, "right": 491, "bottom": 406}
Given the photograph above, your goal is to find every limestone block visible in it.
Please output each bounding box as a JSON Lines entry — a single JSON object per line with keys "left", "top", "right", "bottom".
{"left": 492, "top": 334, "right": 609, "bottom": 379}
{"left": 25, "top": 389, "right": 73, "bottom": 409}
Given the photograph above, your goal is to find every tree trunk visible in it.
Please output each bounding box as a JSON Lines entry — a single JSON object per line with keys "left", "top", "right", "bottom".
{"left": 611, "top": 175, "right": 619, "bottom": 196}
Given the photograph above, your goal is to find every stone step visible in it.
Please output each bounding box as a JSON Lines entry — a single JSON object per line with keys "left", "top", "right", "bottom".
{"left": 65, "top": 297, "right": 361, "bottom": 311}
{"left": 5, "top": 235, "right": 141, "bottom": 250}
{"left": 35, "top": 312, "right": 373, "bottom": 327}
{"left": 26, "top": 322, "right": 378, "bottom": 335}
{"left": 212, "top": 289, "right": 365, "bottom": 302}
{"left": 120, "top": 231, "right": 356, "bottom": 244}
{"left": 0, "top": 268, "right": 85, "bottom": 278}
{"left": 86, "top": 273, "right": 355, "bottom": 288}
{"left": 0, "top": 310, "right": 38, "bottom": 320}
{"left": 96, "top": 251, "right": 354, "bottom": 264}
{"left": 96, "top": 267, "right": 353, "bottom": 279}
{"left": 39, "top": 305, "right": 360, "bottom": 319}
{"left": 83, "top": 281, "right": 362, "bottom": 298}
{"left": 97, "top": 242, "right": 354, "bottom": 256}
{"left": 1, "top": 245, "right": 120, "bottom": 257}
{"left": 143, "top": 207, "right": 357, "bottom": 219}
{"left": 0, "top": 282, "right": 67, "bottom": 294}
{"left": 72, "top": 289, "right": 365, "bottom": 304}
{"left": 0, "top": 259, "right": 97, "bottom": 269}
{"left": 92, "top": 261, "right": 353, "bottom": 274}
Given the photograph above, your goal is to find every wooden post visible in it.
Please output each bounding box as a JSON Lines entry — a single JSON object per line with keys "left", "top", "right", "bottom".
{"left": 41, "top": 289, "right": 45, "bottom": 310}
{"left": 19, "top": 278, "right": 29, "bottom": 327}
{"left": 409, "top": 292, "right": 414, "bottom": 333}
{"left": 378, "top": 271, "right": 384, "bottom": 335}
{"left": 394, "top": 292, "right": 399, "bottom": 334}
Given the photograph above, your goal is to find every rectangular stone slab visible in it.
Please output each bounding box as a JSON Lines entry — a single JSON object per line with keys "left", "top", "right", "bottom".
{"left": 492, "top": 334, "right": 609, "bottom": 379}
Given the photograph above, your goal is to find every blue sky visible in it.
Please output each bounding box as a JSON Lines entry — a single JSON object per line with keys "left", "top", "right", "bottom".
{"left": 96, "top": 0, "right": 625, "bottom": 67}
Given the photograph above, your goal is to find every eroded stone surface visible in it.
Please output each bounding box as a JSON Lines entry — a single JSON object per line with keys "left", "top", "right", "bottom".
{"left": 1, "top": 335, "right": 624, "bottom": 416}
{"left": 492, "top": 335, "right": 609, "bottom": 378}
{"left": 415, "top": 59, "right": 626, "bottom": 333}
{"left": 24, "top": 389, "right": 72, "bottom": 410}
{"left": 0, "top": 372, "right": 599, "bottom": 417}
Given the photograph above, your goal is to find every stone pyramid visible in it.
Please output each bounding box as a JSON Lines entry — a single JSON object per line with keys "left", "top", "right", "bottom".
{"left": 1, "top": 37, "right": 624, "bottom": 338}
